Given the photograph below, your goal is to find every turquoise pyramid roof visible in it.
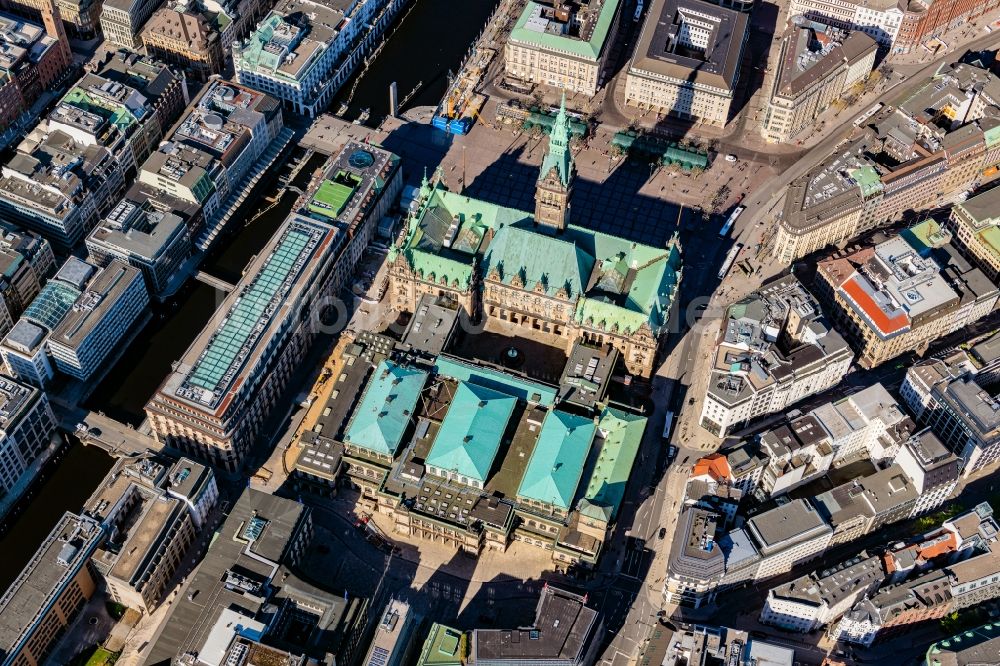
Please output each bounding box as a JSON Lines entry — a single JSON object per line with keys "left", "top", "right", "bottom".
{"left": 345, "top": 360, "right": 428, "bottom": 456}
{"left": 426, "top": 382, "right": 516, "bottom": 483}
{"left": 517, "top": 410, "right": 595, "bottom": 509}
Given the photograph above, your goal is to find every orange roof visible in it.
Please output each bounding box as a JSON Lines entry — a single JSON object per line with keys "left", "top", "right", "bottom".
{"left": 883, "top": 552, "right": 896, "bottom": 574}
{"left": 842, "top": 276, "right": 909, "bottom": 335}
{"left": 917, "top": 532, "right": 958, "bottom": 560}
{"left": 691, "top": 453, "right": 731, "bottom": 483}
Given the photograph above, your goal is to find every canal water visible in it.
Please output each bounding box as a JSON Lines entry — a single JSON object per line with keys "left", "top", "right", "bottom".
{"left": 0, "top": 439, "right": 112, "bottom": 591}
{"left": 333, "top": 0, "right": 500, "bottom": 124}
{"left": 5, "top": 0, "right": 496, "bottom": 585}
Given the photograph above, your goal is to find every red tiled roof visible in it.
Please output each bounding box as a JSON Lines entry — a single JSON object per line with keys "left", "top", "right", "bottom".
{"left": 917, "top": 532, "right": 958, "bottom": 560}
{"left": 691, "top": 453, "right": 731, "bottom": 483}
{"left": 842, "top": 277, "right": 909, "bottom": 335}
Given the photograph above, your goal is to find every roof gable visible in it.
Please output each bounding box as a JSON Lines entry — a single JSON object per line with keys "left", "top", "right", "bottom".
{"left": 345, "top": 361, "right": 428, "bottom": 455}
{"left": 517, "top": 410, "right": 595, "bottom": 509}
{"left": 426, "top": 382, "right": 517, "bottom": 482}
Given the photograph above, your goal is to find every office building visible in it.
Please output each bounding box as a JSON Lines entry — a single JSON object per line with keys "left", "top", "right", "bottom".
{"left": 0, "top": 9, "right": 72, "bottom": 134}
{"left": 141, "top": 5, "right": 223, "bottom": 80}
{"left": 364, "top": 600, "right": 418, "bottom": 666}
{"left": 761, "top": 552, "right": 883, "bottom": 632}
{"left": 761, "top": 21, "right": 876, "bottom": 143}
{"left": 1, "top": 257, "right": 148, "bottom": 386}
{"left": 0, "top": 56, "right": 185, "bottom": 249}
{"left": 746, "top": 499, "right": 833, "bottom": 580}
{"left": 0, "top": 374, "right": 55, "bottom": 497}
{"left": 100, "top": 0, "right": 167, "bottom": 49}
{"left": 948, "top": 186, "right": 1000, "bottom": 281}
{"left": 146, "top": 215, "right": 345, "bottom": 471}
{"left": 138, "top": 79, "right": 284, "bottom": 249}
{"left": 234, "top": 0, "right": 411, "bottom": 116}
{"left": 665, "top": 508, "right": 727, "bottom": 608}
{"left": 0, "top": 224, "right": 55, "bottom": 337}
{"left": 924, "top": 622, "right": 1000, "bottom": 666}
{"left": 86, "top": 195, "right": 192, "bottom": 298}
{"left": 389, "top": 107, "right": 682, "bottom": 378}
{"left": 4, "top": 0, "right": 101, "bottom": 38}
{"left": 144, "top": 488, "right": 369, "bottom": 666}
{"left": 0, "top": 513, "right": 102, "bottom": 665}
{"left": 699, "top": 275, "right": 853, "bottom": 438}
{"left": 774, "top": 64, "right": 1000, "bottom": 263}
{"left": 48, "top": 259, "right": 148, "bottom": 380}
{"left": 835, "top": 569, "right": 953, "bottom": 646}
{"left": 896, "top": 428, "right": 961, "bottom": 517}
{"left": 471, "top": 586, "right": 602, "bottom": 666}
{"left": 789, "top": 0, "right": 1000, "bottom": 53}
{"left": 83, "top": 454, "right": 214, "bottom": 612}
{"left": 504, "top": 0, "right": 623, "bottom": 97}
{"left": 815, "top": 222, "right": 999, "bottom": 369}
{"left": 624, "top": 0, "right": 748, "bottom": 127}
{"left": 303, "top": 140, "right": 402, "bottom": 289}
{"left": 643, "top": 624, "right": 795, "bottom": 666}
{"left": 418, "top": 624, "right": 465, "bottom": 666}
{"left": 902, "top": 365, "right": 1000, "bottom": 476}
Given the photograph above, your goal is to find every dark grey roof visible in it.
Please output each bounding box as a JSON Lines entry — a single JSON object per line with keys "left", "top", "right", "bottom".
{"left": 630, "top": 0, "right": 748, "bottom": 92}
{"left": 747, "top": 499, "right": 830, "bottom": 551}
{"left": 473, "top": 586, "right": 599, "bottom": 664}
{"left": 400, "top": 293, "right": 460, "bottom": 356}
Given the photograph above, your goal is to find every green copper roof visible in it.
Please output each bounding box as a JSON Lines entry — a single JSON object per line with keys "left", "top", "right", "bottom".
{"left": 482, "top": 224, "right": 593, "bottom": 298}
{"left": 517, "top": 410, "right": 595, "bottom": 509}
{"left": 345, "top": 360, "right": 428, "bottom": 456}
{"left": 906, "top": 219, "right": 949, "bottom": 250}
{"left": 62, "top": 87, "right": 141, "bottom": 132}
{"left": 979, "top": 226, "right": 1000, "bottom": 260}
{"left": 925, "top": 622, "right": 1000, "bottom": 665}
{"left": 426, "top": 382, "right": 516, "bottom": 483}
{"left": 539, "top": 93, "right": 573, "bottom": 187}
{"left": 985, "top": 124, "right": 1000, "bottom": 148}
{"left": 396, "top": 180, "right": 681, "bottom": 335}
{"left": 509, "top": 0, "right": 621, "bottom": 61}
{"left": 418, "top": 624, "right": 465, "bottom": 666}
{"left": 849, "top": 165, "right": 883, "bottom": 198}
{"left": 235, "top": 13, "right": 296, "bottom": 79}
{"left": 435, "top": 356, "right": 557, "bottom": 406}
{"left": 579, "top": 407, "right": 646, "bottom": 520}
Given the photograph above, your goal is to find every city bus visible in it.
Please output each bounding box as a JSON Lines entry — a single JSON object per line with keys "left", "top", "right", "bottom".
{"left": 854, "top": 103, "right": 883, "bottom": 127}
{"left": 719, "top": 205, "right": 744, "bottom": 238}
{"left": 662, "top": 410, "right": 674, "bottom": 440}
{"left": 718, "top": 243, "right": 743, "bottom": 280}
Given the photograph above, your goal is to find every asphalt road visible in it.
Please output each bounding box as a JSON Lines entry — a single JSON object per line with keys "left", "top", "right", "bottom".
{"left": 739, "top": 27, "right": 1000, "bottom": 231}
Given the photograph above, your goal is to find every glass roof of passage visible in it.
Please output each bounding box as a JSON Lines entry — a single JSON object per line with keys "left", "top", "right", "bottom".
{"left": 24, "top": 282, "right": 81, "bottom": 330}
{"left": 179, "top": 220, "right": 325, "bottom": 405}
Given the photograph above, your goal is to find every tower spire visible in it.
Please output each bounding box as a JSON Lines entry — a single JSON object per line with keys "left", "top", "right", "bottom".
{"left": 534, "top": 90, "right": 574, "bottom": 231}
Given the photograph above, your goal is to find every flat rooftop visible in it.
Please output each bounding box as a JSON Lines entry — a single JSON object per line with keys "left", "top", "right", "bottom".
{"left": 0, "top": 375, "right": 38, "bottom": 428}
{"left": 0, "top": 513, "right": 102, "bottom": 656}
{"left": 166, "top": 215, "right": 338, "bottom": 412}
{"left": 50, "top": 260, "right": 143, "bottom": 351}
{"left": 509, "top": 0, "right": 621, "bottom": 61}
{"left": 748, "top": 499, "right": 830, "bottom": 550}
{"left": 89, "top": 198, "right": 188, "bottom": 261}
{"left": 473, "top": 586, "right": 598, "bottom": 662}
{"left": 630, "top": 0, "right": 747, "bottom": 92}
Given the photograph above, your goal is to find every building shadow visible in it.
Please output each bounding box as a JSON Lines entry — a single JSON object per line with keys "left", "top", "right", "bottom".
{"left": 380, "top": 120, "right": 457, "bottom": 186}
